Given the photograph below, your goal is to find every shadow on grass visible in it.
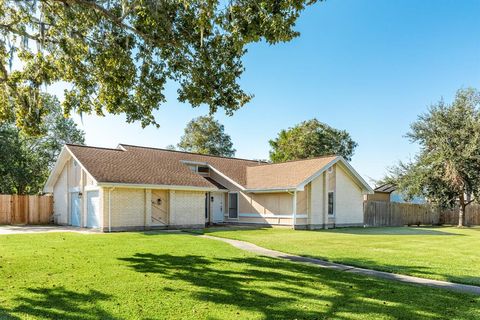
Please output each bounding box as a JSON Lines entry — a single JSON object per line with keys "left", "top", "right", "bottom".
{"left": 2, "top": 287, "right": 118, "bottom": 320}
{"left": 119, "top": 253, "right": 479, "bottom": 319}
{"left": 329, "top": 257, "right": 480, "bottom": 287}
{"left": 308, "top": 227, "right": 463, "bottom": 236}
{"left": 202, "top": 226, "right": 463, "bottom": 236}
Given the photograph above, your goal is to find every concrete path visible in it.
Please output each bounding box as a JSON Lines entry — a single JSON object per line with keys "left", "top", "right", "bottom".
{"left": 0, "top": 225, "right": 100, "bottom": 235}
{"left": 200, "top": 234, "right": 480, "bottom": 296}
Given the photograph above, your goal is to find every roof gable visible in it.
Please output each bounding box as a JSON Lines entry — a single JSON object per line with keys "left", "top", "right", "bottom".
{"left": 45, "top": 144, "right": 372, "bottom": 193}
{"left": 245, "top": 156, "right": 338, "bottom": 190}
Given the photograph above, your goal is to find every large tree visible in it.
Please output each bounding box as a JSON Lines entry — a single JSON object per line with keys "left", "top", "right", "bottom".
{"left": 0, "top": 93, "right": 85, "bottom": 194}
{"left": 177, "top": 115, "right": 235, "bottom": 157}
{"left": 383, "top": 88, "right": 480, "bottom": 227}
{"left": 0, "top": 0, "right": 320, "bottom": 136}
{"left": 269, "top": 119, "right": 357, "bottom": 162}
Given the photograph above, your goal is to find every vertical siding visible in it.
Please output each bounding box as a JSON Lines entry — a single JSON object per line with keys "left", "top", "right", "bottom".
{"left": 53, "top": 164, "right": 68, "bottom": 225}
{"left": 211, "top": 170, "right": 295, "bottom": 225}
{"left": 296, "top": 186, "right": 309, "bottom": 215}
{"left": 335, "top": 165, "right": 364, "bottom": 225}
{"left": 169, "top": 190, "right": 205, "bottom": 227}
{"left": 309, "top": 172, "right": 324, "bottom": 225}
{"left": 52, "top": 157, "right": 99, "bottom": 227}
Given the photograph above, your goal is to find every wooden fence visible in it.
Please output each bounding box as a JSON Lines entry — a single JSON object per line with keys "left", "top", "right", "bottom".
{"left": 0, "top": 195, "right": 53, "bottom": 225}
{"left": 364, "top": 201, "right": 480, "bottom": 227}
{"left": 439, "top": 204, "right": 480, "bottom": 226}
{"left": 364, "top": 201, "right": 441, "bottom": 227}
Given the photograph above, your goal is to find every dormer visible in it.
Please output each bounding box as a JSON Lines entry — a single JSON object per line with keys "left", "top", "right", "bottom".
{"left": 181, "top": 161, "right": 211, "bottom": 177}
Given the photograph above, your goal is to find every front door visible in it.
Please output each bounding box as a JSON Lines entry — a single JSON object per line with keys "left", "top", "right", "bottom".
{"left": 70, "top": 193, "right": 81, "bottom": 227}
{"left": 151, "top": 190, "right": 168, "bottom": 225}
{"left": 211, "top": 192, "right": 224, "bottom": 223}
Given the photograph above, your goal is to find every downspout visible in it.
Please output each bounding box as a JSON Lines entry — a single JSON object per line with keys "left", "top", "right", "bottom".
{"left": 108, "top": 187, "right": 116, "bottom": 233}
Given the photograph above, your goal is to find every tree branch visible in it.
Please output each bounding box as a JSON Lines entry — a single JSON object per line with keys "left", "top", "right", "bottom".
{"left": 49, "top": 0, "right": 155, "bottom": 44}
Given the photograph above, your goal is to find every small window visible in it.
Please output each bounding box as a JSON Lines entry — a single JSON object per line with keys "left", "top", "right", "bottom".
{"left": 328, "top": 192, "right": 334, "bottom": 215}
{"left": 188, "top": 165, "right": 196, "bottom": 173}
{"left": 228, "top": 193, "right": 238, "bottom": 218}
{"left": 197, "top": 166, "right": 210, "bottom": 174}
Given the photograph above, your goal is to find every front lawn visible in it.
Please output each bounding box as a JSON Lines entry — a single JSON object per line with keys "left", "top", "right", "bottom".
{"left": 204, "top": 226, "right": 480, "bottom": 286}
{"left": 0, "top": 231, "right": 479, "bottom": 319}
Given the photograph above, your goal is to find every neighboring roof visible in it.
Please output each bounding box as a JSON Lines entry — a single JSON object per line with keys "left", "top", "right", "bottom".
{"left": 45, "top": 143, "right": 372, "bottom": 193}
{"left": 374, "top": 183, "right": 397, "bottom": 193}
{"left": 245, "top": 156, "right": 337, "bottom": 190}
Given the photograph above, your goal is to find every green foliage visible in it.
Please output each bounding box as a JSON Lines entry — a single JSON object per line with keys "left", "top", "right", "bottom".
{"left": 178, "top": 115, "right": 235, "bottom": 157}
{"left": 0, "top": 0, "right": 320, "bottom": 135}
{"left": 0, "top": 93, "right": 84, "bottom": 194}
{"left": 269, "top": 118, "right": 358, "bottom": 162}
{"left": 384, "top": 88, "right": 480, "bottom": 225}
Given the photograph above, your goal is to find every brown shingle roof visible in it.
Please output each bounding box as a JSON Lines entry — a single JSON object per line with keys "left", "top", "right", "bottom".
{"left": 67, "top": 144, "right": 263, "bottom": 188}
{"left": 66, "top": 144, "right": 339, "bottom": 190}
{"left": 245, "top": 156, "right": 337, "bottom": 189}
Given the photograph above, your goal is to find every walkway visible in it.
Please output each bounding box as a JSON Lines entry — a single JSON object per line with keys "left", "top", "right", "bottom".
{"left": 200, "top": 234, "right": 480, "bottom": 296}
{"left": 0, "top": 225, "right": 100, "bottom": 235}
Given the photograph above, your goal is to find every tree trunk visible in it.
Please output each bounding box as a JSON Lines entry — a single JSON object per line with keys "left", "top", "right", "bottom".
{"left": 458, "top": 194, "right": 466, "bottom": 227}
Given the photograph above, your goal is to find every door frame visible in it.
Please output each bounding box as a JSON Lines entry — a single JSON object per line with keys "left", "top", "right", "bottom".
{"left": 70, "top": 191, "right": 81, "bottom": 227}
{"left": 210, "top": 192, "right": 225, "bottom": 223}
{"left": 86, "top": 190, "right": 100, "bottom": 228}
{"left": 151, "top": 189, "right": 169, "bottom": 226}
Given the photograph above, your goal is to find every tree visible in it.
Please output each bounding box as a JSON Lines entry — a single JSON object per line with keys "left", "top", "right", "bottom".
{"left": 0, "top": 94, "right": 85, "bottom": 194}
{"left": 383, "top": 88, "right": 480, "bottom": 227}
{"left": 178, "top": 115, "right": 235, "bottom": 157}
{"left": 269, "top": 119, "right": 357, "bottom": 162}
{"left": 0, "top": 0, "right": 320, "bottom": 136}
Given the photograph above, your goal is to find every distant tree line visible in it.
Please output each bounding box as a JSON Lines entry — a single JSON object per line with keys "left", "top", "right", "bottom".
{"left": 0, "top": 94, "right": 85, "bottom": 194}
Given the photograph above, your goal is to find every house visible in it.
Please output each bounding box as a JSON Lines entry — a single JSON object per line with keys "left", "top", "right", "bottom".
{"left": 366, "top": 184, "right": 426, "bottom": 204}
{"left": 44, "top": 144, "right": 373, "bottom": 231}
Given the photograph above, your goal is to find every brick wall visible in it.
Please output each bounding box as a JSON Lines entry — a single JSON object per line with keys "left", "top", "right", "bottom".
{"left": 104, "top": 188, "right": 146, "bottom": 229}
{"left": 169, "top": 190, "right": 205, "bottom": 227}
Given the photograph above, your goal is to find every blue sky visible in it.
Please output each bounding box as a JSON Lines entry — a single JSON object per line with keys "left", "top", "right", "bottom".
{"left": 49, "top": 0, "right": 480, "bottom": 185}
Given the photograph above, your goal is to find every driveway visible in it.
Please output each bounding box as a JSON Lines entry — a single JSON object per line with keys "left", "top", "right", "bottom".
{"left": 0, "top": 225, "right": 100, "bottom": 235}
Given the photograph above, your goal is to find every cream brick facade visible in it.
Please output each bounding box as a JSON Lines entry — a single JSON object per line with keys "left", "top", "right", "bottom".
{"left": 47, "top": 146, "right": 370, "bottom": 231}
{"left": 103, "top": 188, "right": 147, "bottom": 230}
{"left": 168, "top": 190, "right": 205, "bottom": 227}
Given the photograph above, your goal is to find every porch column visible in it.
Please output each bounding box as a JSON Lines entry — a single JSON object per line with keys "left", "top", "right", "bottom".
{"left": 144, "top": 189, "right": 152, "bottom": 229}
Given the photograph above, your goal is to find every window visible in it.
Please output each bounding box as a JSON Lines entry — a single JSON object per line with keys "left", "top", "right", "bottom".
{"left": 328, "top": 192, "right": 334, "bottom": 215}
{"left": 205, "top": 193, "right": 208, "bottom": 219}
{"left": 228, "top": 193, "right": 238, "bottom": 218}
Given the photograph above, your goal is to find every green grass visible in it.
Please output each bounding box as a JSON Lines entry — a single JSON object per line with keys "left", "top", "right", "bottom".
{"left": 0, "top": 231, "right": 479, "bottom": 319}
{"left": 203, "top": 226, "right": 480, "bottom": 286}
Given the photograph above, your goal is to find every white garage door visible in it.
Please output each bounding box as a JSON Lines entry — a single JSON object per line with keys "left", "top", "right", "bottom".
{"left": 87, "top": 191, "right": 100, "bottom": 228}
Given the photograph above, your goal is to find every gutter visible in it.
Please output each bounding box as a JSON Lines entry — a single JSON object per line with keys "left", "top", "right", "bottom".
{"left": 98, "top": 182, "right": 216, "bottom": 192}
{"left": 244, "top": 187, "right": 298, "bottom": 194}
